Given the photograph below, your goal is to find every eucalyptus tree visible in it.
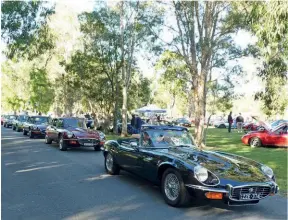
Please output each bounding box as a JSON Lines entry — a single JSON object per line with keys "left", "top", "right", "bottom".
{"left": 118, "top": 1, "right": 164, "bottom": 136}
{"left": 234, "top": 1, "right": 288, "bottom": 117}
{"left": 156, "top": 1, "right": 244, "bottom": 146}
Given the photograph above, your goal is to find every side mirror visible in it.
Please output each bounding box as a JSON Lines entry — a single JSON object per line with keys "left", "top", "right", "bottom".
{"left": 130, "top": 142, "right": 138, "bottom": 149}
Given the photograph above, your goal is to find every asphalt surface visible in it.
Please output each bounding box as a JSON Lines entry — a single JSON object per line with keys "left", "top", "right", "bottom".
{"left": 1, "top": 126, "right": 287, "bottom": 220}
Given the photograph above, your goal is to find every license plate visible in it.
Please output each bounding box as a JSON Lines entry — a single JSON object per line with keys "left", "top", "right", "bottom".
{"left": 240, "top": 193, "right": 260, "bottom": 200}
{"left": 83, "top": 143, "right": 94, "bottom": 146}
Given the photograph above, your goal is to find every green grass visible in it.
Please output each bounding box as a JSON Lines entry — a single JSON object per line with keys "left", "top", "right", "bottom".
{"left": 106, "top": 128, "right": 287, "bottom": 195}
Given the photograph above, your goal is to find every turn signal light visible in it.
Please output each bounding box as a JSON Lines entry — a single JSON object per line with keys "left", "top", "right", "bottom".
{"left": 70, "top": 141, "right": 77, "bottom": 144}
{"left": 205, "top": 192, "right": 223, "bottom": 200}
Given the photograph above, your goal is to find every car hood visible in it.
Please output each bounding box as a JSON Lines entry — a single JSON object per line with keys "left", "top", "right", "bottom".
{"left": 34, "top": 124, "right": 48, "bottom": 130}
{"left": 66, "top": 127, "right": 100, "bottom": 139}
{"left": 155, "top": 147, "right": 269, "bottom": 182}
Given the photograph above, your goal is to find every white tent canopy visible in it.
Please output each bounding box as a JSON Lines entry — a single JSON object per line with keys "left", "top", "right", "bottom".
{"left": 135, "top": 104, "right": 167, "bottom": 113}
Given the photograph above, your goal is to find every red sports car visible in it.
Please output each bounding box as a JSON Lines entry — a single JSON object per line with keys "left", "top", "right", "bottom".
{"left": 241, "top": 122, "right": 288, "bottom": 148}
{"left": 45, "top": 117, "right": 105, "bottom": 151}
{"left": 243, "top": 122, "right": 259, "bottom": 133}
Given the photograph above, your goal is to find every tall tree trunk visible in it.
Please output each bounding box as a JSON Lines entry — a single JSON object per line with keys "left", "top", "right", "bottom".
{"left": 120, "top": 1, "right": 128, "bottom": 136}
{"left": 113, "top": 78, "right": 120, "bottom": 134}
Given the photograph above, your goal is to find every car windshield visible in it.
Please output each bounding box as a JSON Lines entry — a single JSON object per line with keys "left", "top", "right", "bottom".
{"left": 8, "top": 115, "right": 16, "bottom": 119}
{"left": 142, "top": 129, "right": 195, "bottom": 148}
{"left": 18, "top": 115, "right": 28, "bottom": 121}
{"left": 32, "top": 117, "right": 49, "bottom": 124}
{"left": 64, "top": 118, "right": 87, "bottom": 129}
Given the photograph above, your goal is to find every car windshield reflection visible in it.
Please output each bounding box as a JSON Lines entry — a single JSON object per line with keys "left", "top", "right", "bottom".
{"left": 64, "top": 118, "right": 87, "bottom": 129}
{"left": 143, "top": 129, "right": 196, "bottom": 148}
{"left": 33, "top": 117, "right": 49, "bottom": 124}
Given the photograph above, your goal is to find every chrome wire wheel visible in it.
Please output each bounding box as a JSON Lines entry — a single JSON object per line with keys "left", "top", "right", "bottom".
{"left": 164, "top": 173, "right": 180, "bottom": 201}
{"left": 106, "top": 153, "right": 114, "bottom": 172}
{"left": 250, "top": 138, "right": 261, "bottom": 148}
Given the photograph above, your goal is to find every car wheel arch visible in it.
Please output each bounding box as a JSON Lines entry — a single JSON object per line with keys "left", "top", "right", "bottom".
{"left": 157, "top": 163, "right": 177, "bottom": 180}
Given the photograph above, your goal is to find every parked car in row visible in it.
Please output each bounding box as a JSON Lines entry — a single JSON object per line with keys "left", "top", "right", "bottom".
{"left": 3, "top": 115, "right": 17, "bottom": 128}
{"left": 1, "top": 115, "right": 6, "bottom": 125}
{"left": 172, "top": 118, "right": 192, "bottom": 127}
{"left": 242, "top": 122, "right": 288, "bottom": 148}
{"left": 23, "top": 116, "right": 50, "bottom": 138}
{"left": 45, "top": 117, "right": 104, "bottom": 151}
{"left": 12, "top": 115, "right": 29, "bottom": 132}
{"left": 102, "top": 124, "right": 279, "bottom": 207}
{"left": 214, "top": 120, "right": 237, "bottom": 129}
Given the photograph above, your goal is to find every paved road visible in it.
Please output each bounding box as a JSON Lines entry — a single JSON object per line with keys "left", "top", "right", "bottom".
{"left": 1, "top": 126, "right": 287, "bottom": 220}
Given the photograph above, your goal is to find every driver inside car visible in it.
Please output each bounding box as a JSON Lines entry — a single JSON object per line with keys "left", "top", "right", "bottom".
{"left": 142, "top": 132, "right": 154, "bottom": 147}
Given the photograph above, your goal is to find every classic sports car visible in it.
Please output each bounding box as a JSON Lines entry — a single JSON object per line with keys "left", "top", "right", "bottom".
{"left": 3, "top": 115, "right": 17, "bottom": 128}
{"left": 172, "top": 118, "right": 192, "bottom": 127}
{"left": 102, "top": 125, "right": 279, "bottom": 207}
{"left": 242, "top": 122, "right": 288, "bottom": 148}
{"left": 45, "top": 117, "right": 104, "bottom": 151}
{"left": 243, "top": 122, "right": 259, "bottom": 133}
{"left": 12, "top": 115, "right": 28, "bottom": 132}
{"left": 23, "top": 116, "right": 50, "bottom": 138}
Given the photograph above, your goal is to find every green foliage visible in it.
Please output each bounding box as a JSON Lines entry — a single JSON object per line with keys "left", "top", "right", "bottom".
{"left": 29, "top": 68, "right": 54, "bottom": 113}
{"left": 1, "top": 1, "right": 55, "bottom": 59}
{"left": 233, "top": 1, "right": 288, "bottom": 116}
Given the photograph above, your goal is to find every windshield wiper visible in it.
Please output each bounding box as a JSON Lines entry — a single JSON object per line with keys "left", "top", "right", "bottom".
{"left": 172, "top": 144, "right": 195, "bottom": 148}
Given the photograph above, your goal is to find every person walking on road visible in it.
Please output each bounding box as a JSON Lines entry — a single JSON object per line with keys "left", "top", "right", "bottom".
{"left": 236, "top": 113, "right": 244, "bottom": 133}
{"left": 228, "top": 112, "right": 233, "bottom": 133}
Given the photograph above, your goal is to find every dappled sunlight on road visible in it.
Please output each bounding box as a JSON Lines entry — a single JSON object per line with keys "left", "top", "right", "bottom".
{"left": 15, "top": 163, "right": 70, "bottom": 173}
{"left": 83, "top": 174, "right": 113, "bottom": 181}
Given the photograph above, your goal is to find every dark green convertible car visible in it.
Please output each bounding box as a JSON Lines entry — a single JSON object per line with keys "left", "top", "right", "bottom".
{"left": 102, "top": 125, "right": 279, "bottom": 207}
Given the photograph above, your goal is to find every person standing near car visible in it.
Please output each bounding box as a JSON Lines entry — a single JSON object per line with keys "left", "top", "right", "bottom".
{"left": 228, "top": 112, "right": 233, "bottom": 133}
{"left": 236, "top": 113, "right": 244, "bottom": 133}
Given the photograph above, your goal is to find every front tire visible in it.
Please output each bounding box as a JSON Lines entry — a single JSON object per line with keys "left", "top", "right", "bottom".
{"left": 23, "top": 128, "right": 27, "bottom": 135}
{"left": 161, "top": 168, "right": 190, "bottom": 207}
{"left": 12, "top": 125, "right": 16, "bottom": 130}
{"left": 94, "top": 145, "right": 101, "bottom": 151}
{"left": 250, "top": 137, "right": 262, "bottom": 148}
{"left": 218, "top": 124, "right": 226, "bottom": 128}
{"left": 104, "top": 153, "right": 120, "bottom": 175}
{"left": 59, "top": 136, "right": 67, "bottom": 151}
{"left": 45, "top": 135, "right": 52, "bottom": 144}
{"left": 29, "top": 130, "right": 34, "bottom": 139}
{"left": 16, "top": 125, "right": 21, "bottom": 132}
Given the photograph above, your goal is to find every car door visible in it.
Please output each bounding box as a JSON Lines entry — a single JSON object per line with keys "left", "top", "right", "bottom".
{"left": 267, "top": 125, "right": 288, "bottom": 147}
{"left": 48, "top": 119, "right": 59, "bottom": 141}
{"left": 137, "top": 148, "right": 160, "bottom": 182}
{"left": 116, "top": 139, "right": 142, "bottom": 173}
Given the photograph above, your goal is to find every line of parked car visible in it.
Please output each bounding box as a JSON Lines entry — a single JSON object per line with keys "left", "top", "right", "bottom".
{"left": 1, "top": 113, "right": 282, "bottom": 207}
{"left": 1, "top": 114, "right": 105, "bottom": 151}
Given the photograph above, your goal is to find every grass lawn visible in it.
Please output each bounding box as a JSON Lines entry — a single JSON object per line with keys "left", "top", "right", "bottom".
{"left": 106, "top": 128, "right": 287, "bottom": 196}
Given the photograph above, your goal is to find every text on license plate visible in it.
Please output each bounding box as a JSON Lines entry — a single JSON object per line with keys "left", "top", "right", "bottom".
{"left": 84, "top": 143, "right": 94, "bottom": 146}
{"left": 240, "top": 193, "right": 260, "bottom": 200}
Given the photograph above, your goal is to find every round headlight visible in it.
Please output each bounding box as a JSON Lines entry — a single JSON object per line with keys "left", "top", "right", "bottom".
{"left": 66, "top": 131, "right": 73, "bottom": 138}
{"left": 194, "top": 165, "right": 208, "bottom": 182}
{"left": 261, "top": 165, "right": 273, "bottom": 178}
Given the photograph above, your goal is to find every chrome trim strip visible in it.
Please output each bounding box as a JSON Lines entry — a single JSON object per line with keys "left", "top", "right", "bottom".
{"left": 185, "top": 184, "right": 228, "bottom": 193}
{"left": 63, "top": 139, "right": 78, "bottom": 141}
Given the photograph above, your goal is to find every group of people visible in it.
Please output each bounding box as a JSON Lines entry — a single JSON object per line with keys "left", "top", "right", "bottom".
{"left": 228, "top": 112, "right": 244, "bottom": 133}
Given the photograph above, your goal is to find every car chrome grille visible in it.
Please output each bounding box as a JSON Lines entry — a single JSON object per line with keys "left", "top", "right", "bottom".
{"left": 77, "top": 139, "right": 99, "bottom": 145}
{"left": 231, "top": 186, "right": 271, "bottom": 200}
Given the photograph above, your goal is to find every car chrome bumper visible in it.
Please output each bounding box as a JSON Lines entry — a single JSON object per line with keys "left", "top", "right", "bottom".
{"left": 185, "top": 182, "right": 279, "bottom": 206}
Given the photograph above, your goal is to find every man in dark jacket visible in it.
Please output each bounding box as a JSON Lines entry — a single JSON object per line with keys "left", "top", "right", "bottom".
{"left": 228, "top": 112, "right": 233, "bottom": 133}
{"left": 135, "top": 115, "right": 142, "bottom": 134}
{"left": 131, "top": 114, "right": 136, "bottom": 128}
{"left": 236, "top": 113, "right": 244, "bottom": 133}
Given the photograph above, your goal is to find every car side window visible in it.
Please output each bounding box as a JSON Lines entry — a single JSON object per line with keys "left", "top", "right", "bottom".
{"left": 57, "top": 119, "right": 64, "bottom": 128}
{"left": 52, "top": 119, "right": 58, "bottom": 127}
